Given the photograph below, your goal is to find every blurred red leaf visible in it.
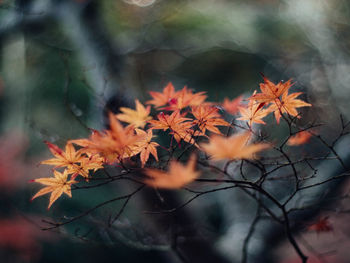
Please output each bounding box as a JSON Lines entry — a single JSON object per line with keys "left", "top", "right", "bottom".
{"left": 308, "top": 216, "right": 333, "bottom": 234}
{"left": 0, "top": 132, "right": 28, "bottom": 190}
{"left": 0, "top": 217, "right": 52, "bottom": 261}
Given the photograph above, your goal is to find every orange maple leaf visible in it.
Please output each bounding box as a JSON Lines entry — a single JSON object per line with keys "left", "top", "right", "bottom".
{"left": 267, "top": 91, "right": 312, "bottom": 123}
{"left": 148, "top": 111, "right": 190, "bottom": 131}
{"left": 222, "top": 96, "right": 243, "bottom": 115}
{"left": 250, "top": 77, "right": 293, "bottom": 104}
{"left": 165, "top": 86, "right": 207, "bottom": 111}
{"left": 144, "top": 154, "right": 200, "bottom": 189}
{"left": 147, "top": 82, "right": 207, "bottom": 110}
{"left": 67, "top": 154, "right": 104, "bottom": 180}
{"left": 116, "top": 99, "right": 152, "bottom": 128}
{"left": 191, "top": 105, "right": 230, "bottom": 135}
{"left": 201, "top": 132, "right": 271, "bottom": 161}
{"left": 147, "top": 82, "right": 178, "bottom": 108}
{"left": 31, "top": 170, "right": 77, "bottom": 209}
{"left": 237, "top": 94, "right": 270, "bottom": 126}
{"left": 132, "top": 129, "right": 159, "bottom": 167}
{"left": 148, "top": 111, "right": 194, "bottom": 143}
{"left": 287, "top": 131, "right": 312, "bottom": 146}
{"left": 71, "top": 113, "right": 140, "bottom": 163}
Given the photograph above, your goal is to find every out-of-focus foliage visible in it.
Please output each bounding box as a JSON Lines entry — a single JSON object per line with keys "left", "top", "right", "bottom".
{"left": 1, "top": 0, "right": 350, "bottom": 262}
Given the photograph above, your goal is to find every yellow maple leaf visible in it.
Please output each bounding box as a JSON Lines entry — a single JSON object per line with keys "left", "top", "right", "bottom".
{"left": 200, "top": 132, "right": 271, "bottom": 161}
{"left": 116, "top": 99, "right": 152, "bottom": 128}
{"left": 41, "top": 141, "right": 84, "bottom": 169}
{"left": 41, "top": 141, "right": 103, "bottom": 180}
{"left": 144, "top": 155, "right": 200, "bottom": 189}
{"left": 31, "top": 170, "right": 77, "bottom": 209}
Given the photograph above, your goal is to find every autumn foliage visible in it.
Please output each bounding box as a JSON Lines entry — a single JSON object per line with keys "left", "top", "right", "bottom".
{"left": 31, "top": 77, "right": 312, "bottom": 208}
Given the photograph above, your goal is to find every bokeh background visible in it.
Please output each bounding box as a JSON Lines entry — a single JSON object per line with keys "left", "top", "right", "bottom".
{"left": 0, "top": 0, "right": 350, "bottom": 262}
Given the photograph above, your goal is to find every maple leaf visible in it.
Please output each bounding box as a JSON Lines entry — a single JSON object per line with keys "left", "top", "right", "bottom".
{"left": 41, "top": 141, "right": 103, "bottom": 179}
{"left": 200, "top": 132, "right": 271, "bottom": 161}
{"left": 308, "top": 216, "right": 333, "bottom": 234}
{"left": 191, "top": 105, "right": 230, "bottom": 135}
{"left": 237, "top": 94, "right": 270, "bottom": 126}
{"left": 41, "top": 141, "right": 85, "bottom": 169}
{"left": 287, "top": 131, "right": 312, "bottom": 146}
{"left": 147, "top": 82, "right": 178, "bottom": 108}
{"left": 165, "top": 86, "right": 207, "bottom": 110}
{"left": 250, "top": 77, "right": 293, "bottom": 104}
{"left": 148, "top": 111, "right": 194, "bottom": 143}
{"left": 144, "top": 154, "right": 200, "bottom": 189}
{"left": 147, "top": 83, "right": 207, "bottom": 110}
{"left": 222, "top": 96, "right": 243, "bottom": 115}
{"left": 132, "top": 129, "right": 159, "bottom": 167}
{"left": 31, "top": 170, "right": 77, "bottom": 209}
{"left": 267, "top": 91, "right": 312, "bottom": 123}
{"left": 71, "top": 113, "right": 140, "bottom": 163}
{"left": 148, "top": 111, "right": 190, "bottom": 131}
{"left": 116, "top": 99, "right": 152, "bottom": 128}
{"left": 67, "top": 154, "right": 104, "bottom": 180}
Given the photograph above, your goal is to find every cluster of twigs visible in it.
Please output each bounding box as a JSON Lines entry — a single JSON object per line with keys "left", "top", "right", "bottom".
{"left": 1, "top": 1, "right": 350, "bottom": 263}
{"left": 41, "top": 98, "right": 350, "bottom": 263}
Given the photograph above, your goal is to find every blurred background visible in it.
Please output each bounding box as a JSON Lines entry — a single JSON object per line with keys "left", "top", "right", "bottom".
{"left": 1, "top": 0, "right": 350, "bottom": 262}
